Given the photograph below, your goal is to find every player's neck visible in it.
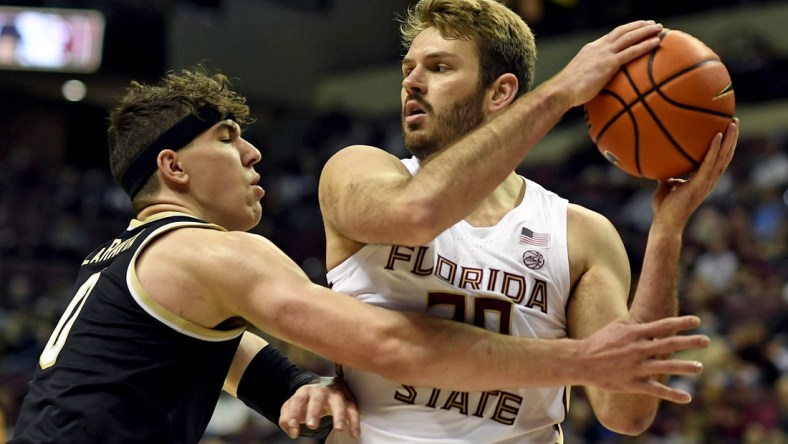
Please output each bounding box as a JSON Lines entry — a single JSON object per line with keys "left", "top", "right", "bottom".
{"left": 464, "top": 172, "right": 524, "bottom": 227}
{"left": 136, "top": 202, "right": 197, "bottom": 222}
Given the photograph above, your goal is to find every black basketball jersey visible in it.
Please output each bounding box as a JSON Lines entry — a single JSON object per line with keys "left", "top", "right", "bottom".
{"left": 11, "top": 212, "right": 247, "bottom": 444}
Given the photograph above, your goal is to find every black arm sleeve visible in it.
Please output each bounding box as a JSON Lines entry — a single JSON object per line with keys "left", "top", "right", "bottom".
{"left": 235, "top": 345, "right": 332, "bottom": 437}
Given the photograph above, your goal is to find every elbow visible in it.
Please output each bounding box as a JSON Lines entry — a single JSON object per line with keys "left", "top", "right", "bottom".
{"left": 589, "top": 390, "right": 659, "bottom": 436}
{"left": 602, "top": 420, "right": 653, "bottom": 437}
{"left": 368, "top": 347, "right": 429, "bottom": 384}
{"left": 356, "top": 331, "right": 436, "bottom": 385}
{"left": 596, "top": 408, "right": 657, "bottom": 436}
{"left": 398, "top": 197, "right": 444, "bottom": 246}
{"left": 367, "top": 358, "right": 424, "bottom": 385}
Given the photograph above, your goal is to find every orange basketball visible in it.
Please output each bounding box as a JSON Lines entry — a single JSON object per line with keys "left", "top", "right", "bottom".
{"left": 584, "top": 29, "right": 736, "bottom": 180}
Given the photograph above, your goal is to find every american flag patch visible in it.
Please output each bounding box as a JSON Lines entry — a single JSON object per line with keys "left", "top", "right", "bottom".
{"left": 519, "top": 227, "right": 550, "bottom": 248}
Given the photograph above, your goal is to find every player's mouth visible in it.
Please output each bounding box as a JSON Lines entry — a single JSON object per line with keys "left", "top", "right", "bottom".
{"left": 404, "top": 100, "right": 427, "bottom": 125}
{"left": 251, "top": 174, "right": 265, "bottom": 198}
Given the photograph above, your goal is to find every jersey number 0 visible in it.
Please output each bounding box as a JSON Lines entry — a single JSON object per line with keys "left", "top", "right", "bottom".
{"left": 39, "top": 271, "right": 101, "bottom": 369}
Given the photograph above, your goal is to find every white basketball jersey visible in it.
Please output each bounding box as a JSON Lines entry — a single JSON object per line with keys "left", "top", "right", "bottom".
{"left": 326, "top": 157, "right": 571, "bottom": 444}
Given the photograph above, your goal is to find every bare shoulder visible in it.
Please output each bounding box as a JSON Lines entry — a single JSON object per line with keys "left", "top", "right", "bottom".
{"left": 321, "top": 145, "right": 409, "bottom": 184}
{"left": 567, "top": 204, "right": 618, "bottom": 241}
{"left": 567, "top": 204, "right": 627, "bottom": 279}
{"left": 139, "top": 227, "right": 299, "bottom": 301}
{"left": 323, "top": 144, "right": 394, "bottom": 165}
{"left": 567, "top": 203, "right": 617, "bottom": 234}
{"left": 146, "top": 228, "right": 268, "bottom": 265}
{"left": 136, "top": 227, "right": 297, "bottom": 326}
{"left": 318, "top": 144, "right": 411, "bottom": 225}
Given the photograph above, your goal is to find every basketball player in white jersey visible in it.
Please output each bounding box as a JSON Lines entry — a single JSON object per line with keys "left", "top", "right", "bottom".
{"left": 318, "top": 1, "right": 739, "bottom": 442}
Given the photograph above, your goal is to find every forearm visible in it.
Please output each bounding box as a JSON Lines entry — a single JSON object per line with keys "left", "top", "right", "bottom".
{"left": 262, "top": 283, "right": 581, "bottom": 392}
{"left": 382, "top": 314, "right": 583, "bottom": 390}
{"left": 411, "top": 82, "right": 572, "bottom": 228}
{"left": 586, "top": 389, "right": 659, "bottom": 436}
{"left": 627, "top": 225, "right": 683, "bottom": 323}
{"left": 257, "top": 276, "right": 700, "bottom": 398}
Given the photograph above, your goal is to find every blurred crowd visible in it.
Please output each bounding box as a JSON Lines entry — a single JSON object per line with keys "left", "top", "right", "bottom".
{"left": 0, "top": 105, "right": 785, "bottom": 443}
{"left": 1, "top": 1, "right": 787, "bottom": 442}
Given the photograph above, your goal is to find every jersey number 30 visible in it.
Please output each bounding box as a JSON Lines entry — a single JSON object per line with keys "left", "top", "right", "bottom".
{"left": 428, "top": 292, "right": 513, "bottom": 334}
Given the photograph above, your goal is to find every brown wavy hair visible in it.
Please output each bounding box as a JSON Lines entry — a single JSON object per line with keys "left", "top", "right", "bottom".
{"left": 107, "top": 65, "right": 254, "bottom": 210}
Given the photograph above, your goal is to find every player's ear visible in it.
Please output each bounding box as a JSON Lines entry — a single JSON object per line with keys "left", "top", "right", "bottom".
{"left": 487, "top": 73, "right": 518, "bottom": 113}
{"left": 158, "top": 149, "right": 188, "bottom": 186}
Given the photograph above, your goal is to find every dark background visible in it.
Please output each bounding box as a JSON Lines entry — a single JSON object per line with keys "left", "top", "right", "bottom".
{"left": 0, "top": 1, "right": 785, "bottom": 442}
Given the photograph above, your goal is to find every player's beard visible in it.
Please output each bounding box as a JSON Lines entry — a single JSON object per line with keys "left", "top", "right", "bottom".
{"left": 403, "top": 86, "right": 486, "bottom": 161}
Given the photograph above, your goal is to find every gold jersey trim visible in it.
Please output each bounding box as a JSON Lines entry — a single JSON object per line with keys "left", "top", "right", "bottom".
{"left": 126, "top": 215, "right": 244, "bottom": 342}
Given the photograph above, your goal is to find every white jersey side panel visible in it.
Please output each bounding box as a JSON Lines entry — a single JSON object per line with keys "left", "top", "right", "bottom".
{"left": 327, "top": 157, "right": 571, "bottom": 444}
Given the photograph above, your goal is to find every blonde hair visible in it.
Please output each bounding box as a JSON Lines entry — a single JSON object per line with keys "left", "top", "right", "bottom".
{"left": 400, "top": 0, "right": 537, "bottom": 97}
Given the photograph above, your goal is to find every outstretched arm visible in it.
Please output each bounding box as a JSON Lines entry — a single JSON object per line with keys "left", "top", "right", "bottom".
{"left": 191, "top": 230, "right": 707, "bottom": 401}
{"left": 570, "top": 120, "right": 739, "bottom": 435}
{"left": 141, "top": 223, "right": 710, "bottom": 409}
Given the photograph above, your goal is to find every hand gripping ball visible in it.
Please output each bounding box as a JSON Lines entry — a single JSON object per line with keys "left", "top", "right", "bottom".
{"left": 585, "top": 29, "right": 736, "bottom": 180}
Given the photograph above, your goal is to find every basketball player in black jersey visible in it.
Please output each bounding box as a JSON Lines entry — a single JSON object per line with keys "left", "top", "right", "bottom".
{"left": 11, "top": 66, "right": 716, "bottom": 444}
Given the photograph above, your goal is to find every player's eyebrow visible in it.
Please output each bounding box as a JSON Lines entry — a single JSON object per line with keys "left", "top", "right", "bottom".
{"left": 215, "top": 119, "right": 240, "bottom": 136}
{"left": 402, "top": 51, "right": 459, "bottom": 67}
